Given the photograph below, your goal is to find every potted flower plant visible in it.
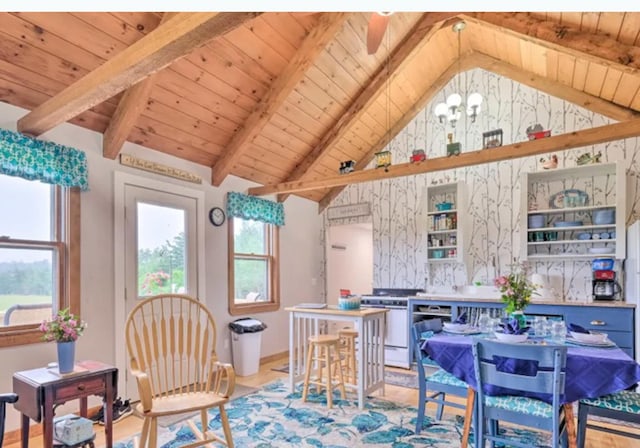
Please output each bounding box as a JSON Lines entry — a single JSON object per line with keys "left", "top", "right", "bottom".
{"left": 494, "top": 262, "right": 538, "bottom": 327}
{"left": 39, "top": 308, "right": 87, "bottom": 373}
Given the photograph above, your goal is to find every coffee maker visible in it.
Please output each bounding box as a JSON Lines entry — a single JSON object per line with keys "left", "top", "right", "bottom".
{"left": 592, "top": 270, "right": 621, "bottom": 300}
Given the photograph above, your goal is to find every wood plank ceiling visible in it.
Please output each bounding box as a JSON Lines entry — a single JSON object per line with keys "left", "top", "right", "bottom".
{"left": 1, "top": 12, "right": 640, "bottom": 207}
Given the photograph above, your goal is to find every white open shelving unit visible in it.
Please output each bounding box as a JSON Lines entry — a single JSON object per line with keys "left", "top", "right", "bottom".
{"left": 423, "top": 181, "right": 467, "bottom": 263}
{"left": 520, "top": 162, "right": 626, "bottom": 260}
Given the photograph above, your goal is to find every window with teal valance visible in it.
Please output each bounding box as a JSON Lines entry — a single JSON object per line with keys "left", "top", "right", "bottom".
{"left": 227, "top": 192, "right": 285, "bottom": 226}
{"left": 0, "top": 128, "right": 89, "bottom": 191}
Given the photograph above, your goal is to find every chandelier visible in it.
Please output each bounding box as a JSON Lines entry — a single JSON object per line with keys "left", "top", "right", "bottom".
{"left": 434, "top": 21, "right": 482, "bottom": 127}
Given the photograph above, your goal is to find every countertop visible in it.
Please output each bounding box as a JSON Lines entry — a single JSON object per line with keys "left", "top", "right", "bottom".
{"left": 409, "top": 295, "right": 636, "bottom": 308}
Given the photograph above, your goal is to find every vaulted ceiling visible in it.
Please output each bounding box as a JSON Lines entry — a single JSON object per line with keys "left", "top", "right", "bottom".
{"left": 2, "top": 12, "right": 640, "bottom": 210}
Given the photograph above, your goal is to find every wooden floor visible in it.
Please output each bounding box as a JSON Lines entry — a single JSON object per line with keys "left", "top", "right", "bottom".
{"left": 7, "top": 356, "right": 640, "bottom": 448}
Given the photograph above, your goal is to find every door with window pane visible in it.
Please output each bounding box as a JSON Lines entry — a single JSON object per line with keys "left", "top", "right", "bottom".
{"left": 123, "top": 185, "right": 198, "bottom": 398}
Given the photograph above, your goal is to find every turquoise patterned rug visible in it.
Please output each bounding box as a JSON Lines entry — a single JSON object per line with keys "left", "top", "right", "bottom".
{"left": 114, "top": 379, "right": 550, "bottom": 447}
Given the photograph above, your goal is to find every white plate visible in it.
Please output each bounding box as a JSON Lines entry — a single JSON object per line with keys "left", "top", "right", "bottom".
{"left": 443, "top": 327, "right": 481, "bottom": 335}
{"left": 494, "top": 332, "right": 529, "bottom": 343}
{"left": 443, "top": 322, "right": 470, "bottom": 331}
{"left": 566, "top": 337, "right": 616, "bottom": 348}
{"left": 570, "top": 331, "right": 608, "bottom": 344}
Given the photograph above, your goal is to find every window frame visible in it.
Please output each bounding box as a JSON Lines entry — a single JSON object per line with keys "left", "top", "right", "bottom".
{"left": 0, "top": 183, "right": 80, "bottom": 347}
{"left": 228, "top": 216, "right": 279, "bottom": 315}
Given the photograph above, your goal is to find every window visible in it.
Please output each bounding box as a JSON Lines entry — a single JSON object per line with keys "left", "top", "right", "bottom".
{"left": 228, "top": 217, "right": 279, "bottom": 315}
{"left": 0, "top": 174, "right": 80, "bottom": 347}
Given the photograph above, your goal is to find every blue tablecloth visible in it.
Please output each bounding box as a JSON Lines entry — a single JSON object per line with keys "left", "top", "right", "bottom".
{"left": 422, "top": 334, "right": 640, "bottom": 404}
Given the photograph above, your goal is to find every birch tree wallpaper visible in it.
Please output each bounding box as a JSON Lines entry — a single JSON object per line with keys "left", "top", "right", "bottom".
{"left": 323, "top": 67, "right": 640, "bottom": 302}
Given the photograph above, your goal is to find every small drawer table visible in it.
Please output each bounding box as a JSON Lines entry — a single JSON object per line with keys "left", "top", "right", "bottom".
{"left": 13, "top": 360, "right": 117, "bottom": 448}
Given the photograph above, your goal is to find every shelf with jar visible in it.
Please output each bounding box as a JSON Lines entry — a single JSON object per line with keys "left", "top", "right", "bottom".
{"left": 520, "top": 161, "right": 626, "bottom": 260}
{"left": 422, "top": 181, "right": 466, "bottom": 263}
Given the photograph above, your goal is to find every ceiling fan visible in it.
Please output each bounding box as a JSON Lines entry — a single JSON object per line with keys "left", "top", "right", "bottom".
{"left": 367, "top": 12, "right": 394, "bottom": 55}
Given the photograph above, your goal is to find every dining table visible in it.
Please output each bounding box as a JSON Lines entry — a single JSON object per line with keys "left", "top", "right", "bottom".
{"left": 421, "top": 333, "right": 640, "bottom": 448}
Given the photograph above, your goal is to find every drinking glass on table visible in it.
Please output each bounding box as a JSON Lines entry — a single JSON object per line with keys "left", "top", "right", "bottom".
{"left": 478, "top": 313, "right": 491, "bottom": 333}
{"left": 550, "top": 320, "right": 566, "bottom": 343}
{"left": 533, "top": 316, "right": 547, "bottom": 337}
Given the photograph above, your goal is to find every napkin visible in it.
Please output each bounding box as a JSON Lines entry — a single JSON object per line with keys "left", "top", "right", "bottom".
{"left": 454, "top": 311, "right": 467, "bottom": 324}
{"left": 499, "top": 317, "right": 530, "bottom": 335}
{"left": 568, "top": 323, "right": 589, "bottom": 334}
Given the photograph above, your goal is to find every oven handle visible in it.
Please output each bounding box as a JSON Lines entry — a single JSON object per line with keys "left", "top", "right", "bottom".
{"left": 362, "top": 305, "right": 407, "bottom": 310}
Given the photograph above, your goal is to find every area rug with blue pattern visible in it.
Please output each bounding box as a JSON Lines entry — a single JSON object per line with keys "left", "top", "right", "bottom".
{"left": 114, "top": 379, "right": 550, "bottom": 447}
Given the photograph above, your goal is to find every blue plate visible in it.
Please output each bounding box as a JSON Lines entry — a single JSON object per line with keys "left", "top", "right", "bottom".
{"left": 549, "top": 189, "right": 589, "bottom": 209}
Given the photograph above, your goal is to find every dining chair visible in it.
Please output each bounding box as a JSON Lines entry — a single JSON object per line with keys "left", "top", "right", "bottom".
{"left": 125, "top": 294, "right": 236, "bottom": 448}
{"left": 576, "top": 390, "right": 640, "bottom": 448}
{"left": 0, "top": 393, "right": 18, "bottom": 448}
{"left": 472, "top": 339, "right": 571, "bottom": 448}
{"left": 411, "top": 319, "right": 468, "bottom": 434}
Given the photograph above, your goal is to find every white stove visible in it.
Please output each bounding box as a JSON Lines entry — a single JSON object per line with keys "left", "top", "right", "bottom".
{"left": 360, "top": 288, "right": 423, "bottom": 369}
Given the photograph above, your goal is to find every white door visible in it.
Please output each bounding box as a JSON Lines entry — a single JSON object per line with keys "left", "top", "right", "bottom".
{"left": 326, "top": 223, "right": 373, "bottom": 333}
{"left": 122, "top": 184, "right": 199, "bottom": 399}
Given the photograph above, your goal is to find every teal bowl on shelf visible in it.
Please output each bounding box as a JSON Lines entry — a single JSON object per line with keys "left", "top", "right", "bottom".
{"left": 432, "top": 249, "right": 445, "bottom": 259}
{"left": 435, "top": 202, "right": 453, "bottom": 211}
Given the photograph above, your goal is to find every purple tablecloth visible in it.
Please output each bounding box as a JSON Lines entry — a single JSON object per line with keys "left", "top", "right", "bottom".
{"left": 422, "top": 334, "right": 640, "bottom": 404}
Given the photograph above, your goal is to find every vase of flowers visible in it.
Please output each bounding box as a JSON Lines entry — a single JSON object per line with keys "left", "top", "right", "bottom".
{"left": 39, "top": 308, "right": 87, "bottom": 373}
{"left": 494, "top": 262, "right": 538, "bottom": 328}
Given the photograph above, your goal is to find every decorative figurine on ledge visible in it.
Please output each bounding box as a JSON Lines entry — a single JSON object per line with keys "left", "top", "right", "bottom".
{"left": 540, "top": 154, "right": 558, "bottom": 170}
{"left": 576, "top": 151, "right": 602, "bottom": 166}
{"left": 375, "top": 150, "right": 392, "bottom": 171}
{"left": 526, "top": 123, "right": 551, "bottom": 140}
{"left": 339, "top": 160, "right": 355, "bottom": 174}
{"left": 446, "top": 133, "right": 461, "bottom": 156}
{"left": 482, "top": 129, "right": 503, "bottom": 149}
{"left": 410, "top": 149, "right": 426, "bottom": 163}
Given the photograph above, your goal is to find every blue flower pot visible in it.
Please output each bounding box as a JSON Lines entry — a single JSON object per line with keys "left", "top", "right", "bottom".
{"left": 57, "top": 341, "right": 76, "bottom": 373}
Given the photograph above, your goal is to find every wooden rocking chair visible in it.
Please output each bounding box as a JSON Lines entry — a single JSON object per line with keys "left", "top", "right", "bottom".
{"left": 125, "top": 294, "right": 235, "bottom": 448}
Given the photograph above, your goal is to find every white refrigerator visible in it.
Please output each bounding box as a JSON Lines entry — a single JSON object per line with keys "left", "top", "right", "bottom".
{"left": 625, "top": 220, "right": 640, "bottom": 361}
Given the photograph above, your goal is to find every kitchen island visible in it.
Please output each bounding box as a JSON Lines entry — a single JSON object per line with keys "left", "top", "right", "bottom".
{"left": 285, "top": 306, "right": 387, "bottom": 409}
{"left": 408, "top": 297, "right": 636, "bottom": 366}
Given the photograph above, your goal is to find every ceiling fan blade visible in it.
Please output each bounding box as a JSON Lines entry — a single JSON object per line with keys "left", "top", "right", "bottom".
{"left": 367, "top": 13, "right": 390, "bottom": 55}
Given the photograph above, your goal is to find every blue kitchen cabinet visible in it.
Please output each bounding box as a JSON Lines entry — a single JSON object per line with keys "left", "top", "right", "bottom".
{"left": 408, "top": 299, "right": 636, "bottom": 362}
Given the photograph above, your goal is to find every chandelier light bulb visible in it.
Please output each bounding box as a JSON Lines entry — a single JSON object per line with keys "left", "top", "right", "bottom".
{"left": 434, "top": 103, "right": 448, "bottom": 122}
{"left": 446, "top": 93, "right": 462, "bottom": 109}
{"left": 467, "top": 92, "right": 483, "bottom": 107}
{"left": 448, "top": 110, "right": 461, "bottom": 127}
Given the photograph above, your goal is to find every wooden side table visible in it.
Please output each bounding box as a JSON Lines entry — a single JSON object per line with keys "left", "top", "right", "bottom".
{"left": 12, "top": 360, "right": 117, "bottom": 448}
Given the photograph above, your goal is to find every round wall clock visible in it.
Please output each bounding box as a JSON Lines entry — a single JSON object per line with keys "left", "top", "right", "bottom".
{"left": 209, "top": 207, "right": 226, "bottom": 226}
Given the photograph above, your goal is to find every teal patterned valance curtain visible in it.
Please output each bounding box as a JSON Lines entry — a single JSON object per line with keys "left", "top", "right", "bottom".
{"left": 227, "top": 192, "right": 285, "bottom": 226}
{"left": 0, "top": 128, "right": 89, "bottom": 191}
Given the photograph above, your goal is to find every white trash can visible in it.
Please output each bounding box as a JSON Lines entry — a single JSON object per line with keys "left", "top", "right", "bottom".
{"left": 229, "top": 318, "right": 267, "bottom": 376}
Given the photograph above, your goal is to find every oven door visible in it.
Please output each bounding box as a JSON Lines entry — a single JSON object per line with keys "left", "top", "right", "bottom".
{"left": 384, "top": 306, "right": 409, "bottom": 348}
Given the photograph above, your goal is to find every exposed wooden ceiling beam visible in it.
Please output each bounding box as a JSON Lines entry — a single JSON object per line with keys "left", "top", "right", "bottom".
{"left": 102, "top": 12, "right": 176, "bottom": 159}
{"left": 276, "top": 12, "right": 460, "bottom": 202}
{"left": 18, "top": 12, "right": 260, "bottom": 136}
{"left": 210, "top": 12, "right": 350, "bottom": 187}
{"left": 464, "top": 12, "right": 640, "bottom": 73}
{"left": 316, "top": 53, "right": 477, "bottom": 212}
{"left": 472, "top": 52, "right": 640, "bottom": 122}
{"left": 247, "top": 118, "right": 640, "bottom": 198}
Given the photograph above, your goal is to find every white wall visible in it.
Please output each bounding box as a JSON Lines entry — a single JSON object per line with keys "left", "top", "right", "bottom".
{"left": 0, "top": 102, "right": 323, "bottom": 432}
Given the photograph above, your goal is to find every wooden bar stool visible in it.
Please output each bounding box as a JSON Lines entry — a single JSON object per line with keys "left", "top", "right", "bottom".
{"left": 338, "top": 329, "right": 358, "bottom": 385}
{"left": 301, "top": 334, "right": 346, "bottom": 408}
